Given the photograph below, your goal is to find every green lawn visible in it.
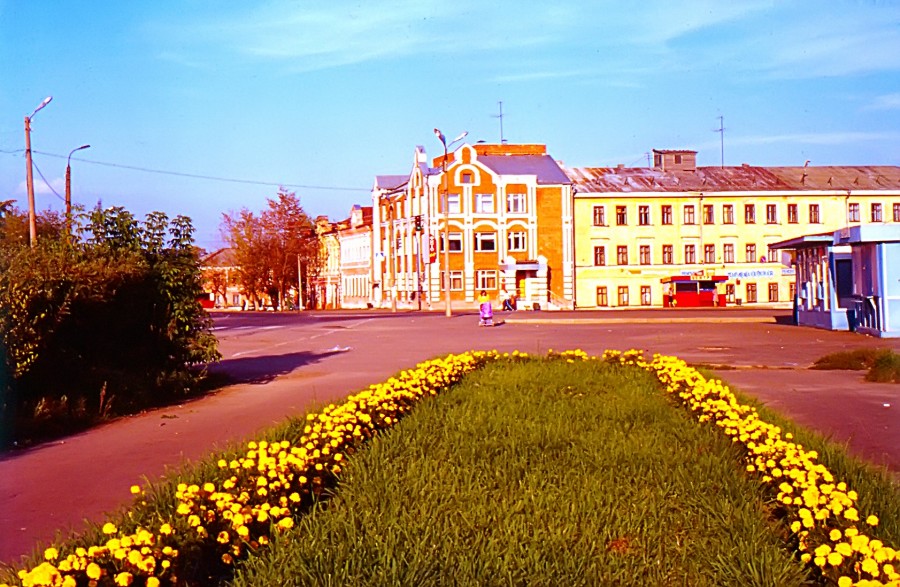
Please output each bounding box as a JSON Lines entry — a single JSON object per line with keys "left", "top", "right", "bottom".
{"left": 231, "top": 359, "right": 811, "bottom": 586}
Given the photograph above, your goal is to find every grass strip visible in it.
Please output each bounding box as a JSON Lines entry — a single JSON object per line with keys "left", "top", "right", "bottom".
{"left": 231, "top": 357, "right": 810, "bottom": 586}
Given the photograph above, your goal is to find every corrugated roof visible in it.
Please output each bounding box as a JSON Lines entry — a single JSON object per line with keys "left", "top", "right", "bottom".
{"left": 566, "top": 164, "right": 900, "bottom": 193}
{"left": 477, "top": 154, "right": 571, "bottom": 185}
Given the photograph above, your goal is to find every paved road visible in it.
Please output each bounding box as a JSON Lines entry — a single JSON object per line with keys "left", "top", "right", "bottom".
{"left": 1, "top": 308, "right": 898, "bottom": 563}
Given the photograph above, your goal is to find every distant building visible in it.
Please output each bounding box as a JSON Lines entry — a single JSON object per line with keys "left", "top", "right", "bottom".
{"left": 308, "top": 216, "right": 342, "bottom": 309}
{"left": 567, "top": 150, "right": 900, "bottom": 308}
{"left": 372, "top": 143, "right": 574, "bottom": 310}
{"left": 337, "top": 204, "right": 373, "bottom": 309}
{"left": 200, "top": 248, "right": 251, "bottom": 309}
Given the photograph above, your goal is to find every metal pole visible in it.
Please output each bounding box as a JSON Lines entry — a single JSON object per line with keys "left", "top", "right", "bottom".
{"left": 65, "top": 144, "right": 90, "bottom": 238}
{"left": 388, "top": 198, "right": 397, "bottom": 312}
{"left": 25, "top": 116, "right": 37, "bottom": 247}
{"left": 442, "top": 148, "right": 452, "bottom": 317}
{"left": 297, "top": 253, "right": 303, "bottom": 311}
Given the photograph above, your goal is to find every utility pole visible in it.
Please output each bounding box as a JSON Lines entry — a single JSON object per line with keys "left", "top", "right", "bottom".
{"left": 24, "top": 96, "right": 52, "bottom": 247}
{"left": 65, "top": 144, "right": 90, "bottom": 237}
{"left": 434, "top": 128, "right": 467, "bottom": 318}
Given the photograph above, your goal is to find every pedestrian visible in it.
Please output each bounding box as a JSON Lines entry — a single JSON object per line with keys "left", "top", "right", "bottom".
{"left": 500, "top": 288, "right": 514, "bottom": 311}
{"left": 478, "top": 290, "right": 493, "bottom": 326}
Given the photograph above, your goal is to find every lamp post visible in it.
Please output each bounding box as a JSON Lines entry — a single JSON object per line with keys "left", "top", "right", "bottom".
{"left": 433, "top": 128, "right": 467, "bottom": 317}
{"left": 65, "top": 144, "right": 90, "bottom": 236}
{"left": 24, "top": 96, "right": 52, "bottom": 247}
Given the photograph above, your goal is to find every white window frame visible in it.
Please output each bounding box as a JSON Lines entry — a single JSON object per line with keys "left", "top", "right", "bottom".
{"left": 507, "top": 192, "right": 526, "bottom": 214}
{"left": 447, "top": 193, "right": 461, "bottom": 214}
{"left": 474, "top": 193, "right": 494, "bottom": 214}
{"left": 476, "top": 270, "right": 498, "bottom": 290}
{"left": 474, "top": 232, "right": 497, "bottom": 252}
{"left": 442, "top": 270, "right": 464, "bottom": 291}
{"left": 508, "top": 231, "right": 527, "bottom": 252}
{"left": 443, "top": 232, "right": 462, "bottom": 252}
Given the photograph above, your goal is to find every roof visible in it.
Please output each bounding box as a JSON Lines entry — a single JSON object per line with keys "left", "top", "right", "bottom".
{"left": 566, "top": 164, "right": 900, "bottom": 193}
{"left": 201, "top": 247, "right": 237, "bottom": 267}
{"left": 477, "top": 154, "right": 571, "bottom": 185}
{"left": 770, "top": 232, "right": 836, "bottom": 250}
{"left": 373, "top": 175, "right": 408, "bottom": 191}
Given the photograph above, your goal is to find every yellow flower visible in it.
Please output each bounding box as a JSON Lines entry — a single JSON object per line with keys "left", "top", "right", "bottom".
{"left": 102, "top": 522, "right": 118, "bottom": 534}
{"left": 115, "top": 571, "right": 134, "bottom": 586}
{"left": 147, "top": 578, "right": 161, "bottom": 587}
{"left": 86, "top": 562, "right": 102, "bottom": 580}
{"left": 130, "top": 485, "right": 141, "bottom": 495}
{"left": 838, "top": 577, "right": 853, "bottom": 587}
{"left": 866, "top": 515, "right": 879, "bottom": 527}
{"left": 43, "top": 547, "right": 59, "bottom": 561}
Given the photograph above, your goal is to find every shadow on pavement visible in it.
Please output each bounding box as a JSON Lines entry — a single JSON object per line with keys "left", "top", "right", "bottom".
{"left": 208, "top": 349, "right": 346, "bottom": 385}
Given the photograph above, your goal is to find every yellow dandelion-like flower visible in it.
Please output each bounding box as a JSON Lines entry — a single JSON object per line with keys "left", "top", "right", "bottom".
{"left": 102, "top": 522, "right": 118, "bottom": 535}
{"left": 866, "top": 515, "right": 879, "bottom": 527}
{"left": 827, "top": 551, "right": 843, "bottom": 567}
{"left": 115, "top": 571, "right": 134, "bottom": 586}
{"left": 43, "top": 547, "right": 59, "bottom": 561}
{"left": 86, "top": 562, "right": 103, "bottom": 580}
{"left": 147, "top": 578, "right": 160, "bottom": 587}
{"left": 130, "top": 485, "right": 141, "bottom": 495}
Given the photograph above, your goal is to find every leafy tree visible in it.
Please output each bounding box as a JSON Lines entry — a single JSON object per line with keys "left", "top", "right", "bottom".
{"left": 221, "top": 189, "right": 318, "bottom": 310}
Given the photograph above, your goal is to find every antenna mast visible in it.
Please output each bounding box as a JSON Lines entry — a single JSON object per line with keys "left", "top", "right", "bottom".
{"left": 715, "top": 116, "right": 725, "bottom": 168}
{"left": 493, "top": 101, "right": 506, "bottom": 143}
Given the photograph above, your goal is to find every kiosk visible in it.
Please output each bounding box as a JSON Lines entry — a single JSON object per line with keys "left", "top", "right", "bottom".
{"left": 661, "top": 275, "right": 728, "bottom": 308}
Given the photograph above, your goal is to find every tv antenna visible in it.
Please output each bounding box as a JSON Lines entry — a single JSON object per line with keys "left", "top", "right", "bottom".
{"left": 493, "top": 101, "right": 506, "bottom": 143}
{"left": 714, "top": 116, "right": 725, "bottom": 167}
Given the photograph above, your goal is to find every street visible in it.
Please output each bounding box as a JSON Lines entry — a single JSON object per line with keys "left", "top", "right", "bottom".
{"left": 0, "top": 308, "right": 898, "bottom": 563}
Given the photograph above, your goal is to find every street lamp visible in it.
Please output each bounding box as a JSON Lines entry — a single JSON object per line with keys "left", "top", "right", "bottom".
{"left": 24, "top": 96, "right": 52, "bottom": 247}
{"left": 433, "top": 128, "right": 467, "bottom": 317}
{"left": 66, "top": 144, "right": 90, "bottom": 236}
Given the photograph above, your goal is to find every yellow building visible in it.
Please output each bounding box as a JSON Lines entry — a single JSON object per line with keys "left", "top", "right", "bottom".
{"left": 569, "top": 150, "right": 900, "bottom": 308}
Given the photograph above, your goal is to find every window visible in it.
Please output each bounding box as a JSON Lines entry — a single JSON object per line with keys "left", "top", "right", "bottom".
{"left": 766, "top": 204, "right": 778, "bottom": 224}
{"left": 848, "top": 203, "right": 860, "bottom": 222}
{"left": 507, "top": 192, "right": 526, "bottom": 213}
{"left": 871, "top": 203, "right": 883, "bottom": 222}
{"left": 725, "top": 284, "right": 735, "bottom": 303}
{"left": 592, "top": 205, "right": 606, "bottom": 226}
{"left": 894, "top": 203, "right": 900, "bottom": 222}
{"left": 639, "top": 245, "right": 651, "bottom": 265}
{"left": 443, "top": 232, "right": 462, "bottom": 252}
{"left": 617, "top": 286, "right": 629, "bottom": 307}
{"left": 703, "top": 204, "right": 714, "bottom": 224}
{"left": 684, "top": 244, "right": 696, "bottom": 264}
{"left": 703, "top": 244, "right": 715, "bottom": 264}
{"left": 640, "top": 286, "right": 651, "bottom": 306}
{"left": 767, "top": 246, "right": 778, "bottom": 263}
{"left": 596, "top": 286, "right": 608, "bottom": 307}
{"left": 638, "top": 205, "right": 650, "bottom": 226}
{"left": 447, "top": 193, "right": 461, "bottom": 214}
{"left": 616, "top": 245, "right": 629, "bottom": 265}
{"left": 746, "top": 243, "right": 757, "bottom": 263}
{"left": 744, "top": 204, "right": 756, "bottom": 224}
{"left": 787, "top": 204, "right": 798, "bottom": 224}
{"left": 474, "top": 232, "right": 496, "bottom": 252}
{"left": 662, "top": 245, "right": 674, "bottom": 265}
{"left": 809, "top": 204, "right": 821, "bottom": 224}
{"left": 474, "top": 193, "right": 494, "bottom": 214}
{"left": 768, "top": 283, "right": 779, "bottom": 302}
{"left": 616, "top": 206, "right": 627, "bottom": 226}
{"left": 790, "top": 283, "right": 796, "bottom": 300}
{"left": 461, "top": 171, "right": 474, "bottom": 184}
{"left": 593, "top": 246, "right": 606, "bottom": 266}
{"left": 476, "top": 270, "right": 498, "bottom": 290}
{"left": 508, "top": 232, "right": 526, "bottom": 252}
{"left": 723, "top": 204, "right": 734, "bottom": 224}
{"left": 683, "top": 205, "right": 696, "bottom": 225}
{"left": 661, "top": 205, "right": 673, "bottom": 225}
{"left": 723, "top": 243, "right": 735, "bottom": 263}
{"left": 442, "top": 270, "right": 463, "bottom": 291}
{"left": 746, "top": 283, "right": 758, "bottom": 303}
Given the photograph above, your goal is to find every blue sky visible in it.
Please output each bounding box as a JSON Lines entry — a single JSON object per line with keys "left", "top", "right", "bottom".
{"left": 2, "top": 0, "right": 899, "bottom": 250}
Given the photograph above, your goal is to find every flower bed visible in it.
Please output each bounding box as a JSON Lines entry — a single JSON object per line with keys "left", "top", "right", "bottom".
{"left": 3, "top": 348, "right": 898, "bottom": 587}
{"left": 605, "top": 349, "right": 900, "bottom": 587}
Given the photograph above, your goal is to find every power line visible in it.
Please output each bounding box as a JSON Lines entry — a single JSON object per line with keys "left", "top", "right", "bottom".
{"left": 31, "top": 160, "right": 65, "bottom": 202}
{"left": 3, "top": 148, "right": 370, "bottom": 192}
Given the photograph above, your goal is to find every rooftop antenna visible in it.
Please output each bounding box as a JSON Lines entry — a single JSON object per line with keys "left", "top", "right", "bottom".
{"left": 714, "top": 115, "right": 725, "bottom": 168}
{"left": 493, "top": 100, "right": 506, "bottom": 144}
{"left": 645, "top": 152, "right": 651, "bottom": 168}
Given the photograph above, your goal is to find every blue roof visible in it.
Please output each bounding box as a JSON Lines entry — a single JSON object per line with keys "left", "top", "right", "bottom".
{"left": 477, "top": 154, "right": 571, "bottom": 185}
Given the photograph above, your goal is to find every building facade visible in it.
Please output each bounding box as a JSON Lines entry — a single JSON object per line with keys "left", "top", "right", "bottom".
{"left": 372, "top": 143, "right": 575, "bottom": 311}
{"left": 569, "top": 150, "right": 900, "bottom": 309}
{"left": 337, "top": 204, "right": 373, "bottom": 309}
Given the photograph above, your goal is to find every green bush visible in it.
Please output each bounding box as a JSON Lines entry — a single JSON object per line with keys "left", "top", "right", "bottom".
{"left": 810, "top": 348, "right": 891, "bottom": 371}
{"left": 0, "top": 205, "right": 219, "bottom": 446}
{"left": 866, "top": 351, "right": 900, "bottom": 383}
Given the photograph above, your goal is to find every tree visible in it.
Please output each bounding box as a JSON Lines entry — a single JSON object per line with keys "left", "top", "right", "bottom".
{"left": 221, "top": 189, "right": 318, "bottom": 310}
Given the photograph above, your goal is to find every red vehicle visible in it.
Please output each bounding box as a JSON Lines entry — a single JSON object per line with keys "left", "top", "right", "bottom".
{"left": 661, "top": 275, "right": 728, "bottom": 308}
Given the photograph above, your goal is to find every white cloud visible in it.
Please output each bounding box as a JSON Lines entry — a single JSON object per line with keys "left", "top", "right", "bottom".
{"left": 865, "top": 93, "right": 900, "bottom": 111}
{"left": 697, "top": 131, "right": 900, "bottom": 150}
{"left": 16, "top": 177, "right": 64, "bottom": 196}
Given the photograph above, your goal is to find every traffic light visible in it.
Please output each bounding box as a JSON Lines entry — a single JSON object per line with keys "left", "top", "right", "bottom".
{"left": 414, "top": 215, "right": 422, "bottom": 232}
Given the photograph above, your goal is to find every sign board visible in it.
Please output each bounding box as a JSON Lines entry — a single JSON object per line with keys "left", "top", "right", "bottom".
{"left": 428, "top": 235, "right": 437, "bottom": 263}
